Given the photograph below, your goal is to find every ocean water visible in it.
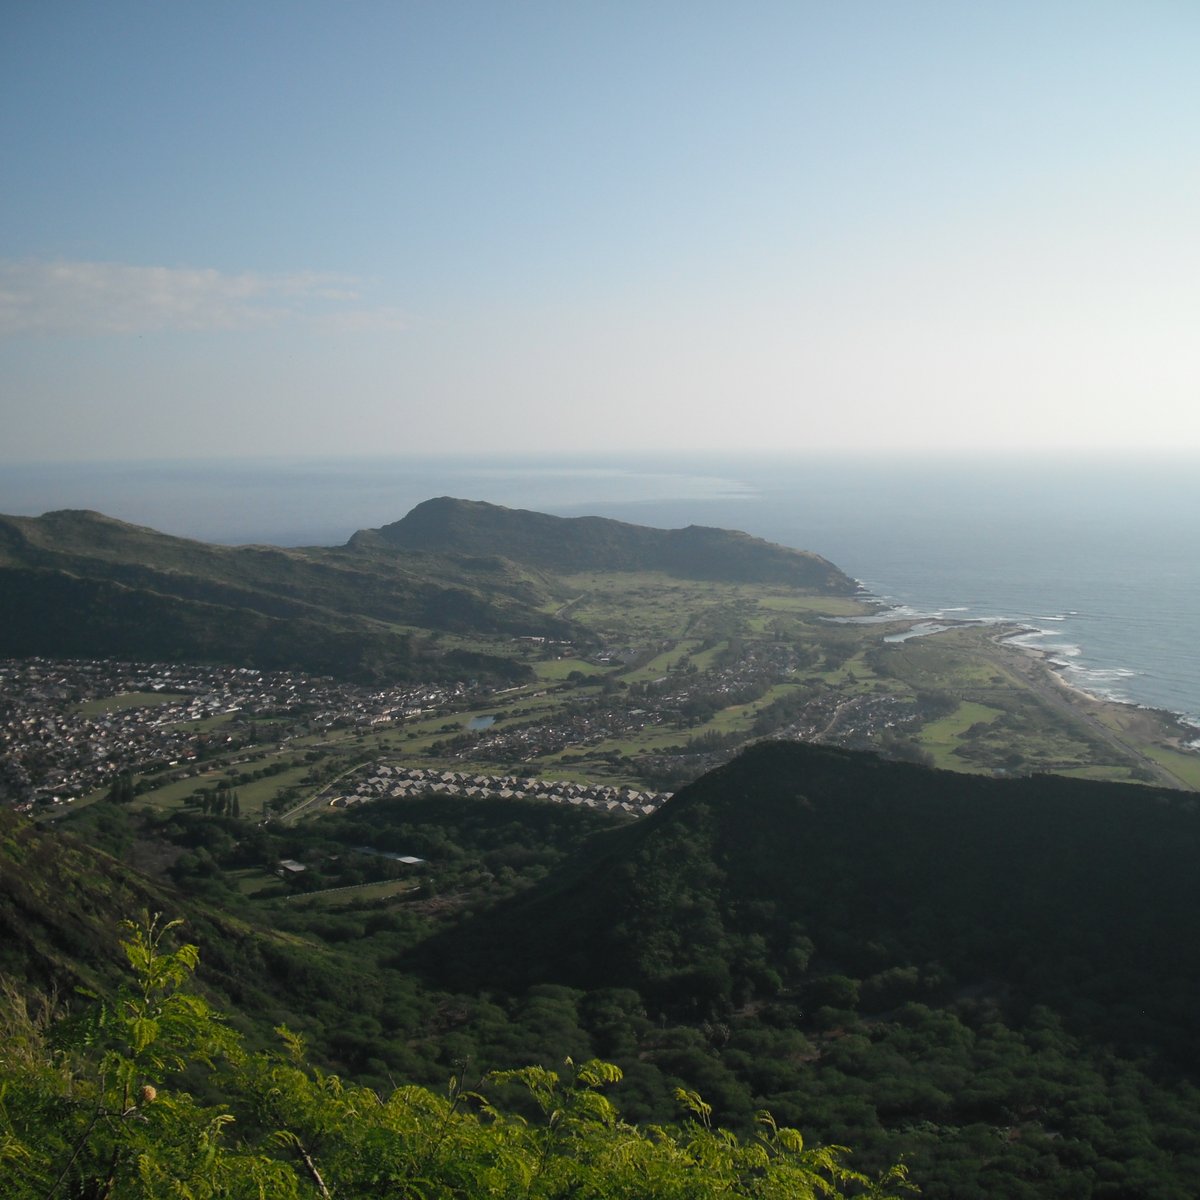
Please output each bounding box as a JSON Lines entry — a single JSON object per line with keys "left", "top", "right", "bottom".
{"left": 3, "top": 454, "right": 1197, "bottom": 727}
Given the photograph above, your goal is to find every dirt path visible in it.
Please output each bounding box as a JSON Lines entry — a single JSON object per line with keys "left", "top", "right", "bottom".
{"left": 554, "top": 592, "right": 588, "bottom": 619}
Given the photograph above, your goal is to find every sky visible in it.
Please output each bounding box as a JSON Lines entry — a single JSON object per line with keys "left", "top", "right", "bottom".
{"left": 3, "top": 1, "right": 1199, "bottom": 462}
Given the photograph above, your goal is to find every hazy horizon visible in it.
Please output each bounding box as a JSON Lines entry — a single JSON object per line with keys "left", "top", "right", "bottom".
{"left": 2, "top": 448, "right": 1196, "bottom": 543}
{"left": 3, "top": 453, "right": 1198, "bottom": 725}
{"left": 4, "top": 3, "right": 1199, "bottom": 461}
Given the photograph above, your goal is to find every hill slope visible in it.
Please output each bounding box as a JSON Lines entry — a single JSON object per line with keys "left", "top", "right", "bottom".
{"left": 9, "top": 747, "right": 1200, "bottom": 1196}
{"left": 0, "top": 501, "right": 854, "bottom": 681}
{"left": 360, "top": 497, "right": 856, "bottom": 590}
{"left": 0, "top": 805, "right": 420, "bottom": 1052}
{"left": 419, "top": 741, "right": 1200, "bottom": 1057}
{"left": 0, "top": 508, "right": 573, "bottom": 681}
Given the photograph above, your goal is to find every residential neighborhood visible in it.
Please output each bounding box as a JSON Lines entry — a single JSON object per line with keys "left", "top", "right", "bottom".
{"left": 0, "top": 647, "right": 932, "bottom": 816}
{"left": 330, "top": 763, "right": 670, "bottom": 818}
{"left": 0, "top": 657, "right": 472, "bottom": 809}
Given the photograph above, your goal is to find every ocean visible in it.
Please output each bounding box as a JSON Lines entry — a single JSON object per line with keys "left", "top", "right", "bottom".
{"left": 3, "top": 454, "right": 1197, "bottom": 728}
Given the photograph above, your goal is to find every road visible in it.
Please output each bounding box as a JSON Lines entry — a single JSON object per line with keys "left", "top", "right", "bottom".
{"left": 983, "top": 636, "right": 1191, "bottom": 791}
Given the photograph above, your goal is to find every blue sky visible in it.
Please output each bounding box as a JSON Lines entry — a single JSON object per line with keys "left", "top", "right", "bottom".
{"left": 3, "top": 1, "right": 1198, "bottom": 460}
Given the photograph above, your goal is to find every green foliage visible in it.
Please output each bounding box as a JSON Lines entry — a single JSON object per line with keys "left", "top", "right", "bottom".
{"left": 377, "top": 497, "right": 855, "bottom": 591}
{"left": 11, "top": 744, "right": 1200, "bottom": 1197}
{"left": 422, "top": 742, "right": 1200, "bottom": 1043}
{"left": 0, "top": 916, "right": 291, "bottom": 1199}
{"left": 106, "top": 772, "right": 136, "bottom": 805}
{"left": 0, "top": 917, "right": 912, "bottom": 1199}
{"left": 0, "top": 501, "right": 853, "bottom": 686}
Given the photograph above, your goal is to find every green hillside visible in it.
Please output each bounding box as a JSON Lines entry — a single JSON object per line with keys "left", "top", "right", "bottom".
{"left": 0, "top": 508, "right": 570, "bottom": 682}
{"left": 0, "top": 501, "right": 854, "bottom": 685}
{"left": 366, "top": 496, "right": 857, "bottom": 590}
{"left": 6, "top": 745, "right": 1200, "bottom": 1195}
{"left": 0, "top": 805, "right": 373, "bottom": 1041}
{"left": 0, "top": 916, "right": 911, "bottom": 1200}
{"left": 410, "top": 743, "right": 1200, "bottom": 1195}
{"left": 422, "top": 742, "right": 1200, "bottom": 1040}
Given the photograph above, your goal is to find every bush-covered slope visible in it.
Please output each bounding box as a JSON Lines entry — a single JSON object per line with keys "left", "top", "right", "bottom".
{"left": 419, "top": 742, "right": 1200, "bottom": 1055}
{"left": 0, "top": 807, "right": 389, "bottom": 1044}
{"left": 9, "top": 748, "right": 1200, "bottom": 1196}
{"left": 0, "top": 508, "right": 576, "bottom": 681}
{"left": 0, "top": 500, "right": 855, "bottom": 683}
{"left": 0, "top": 918, "right": 911, "bottom": 1200}
{"left": 364, "top": 497, "right": 857, "bottom": 591}
{"left": 0, "top": 566, "right": 450, "bottom": 681}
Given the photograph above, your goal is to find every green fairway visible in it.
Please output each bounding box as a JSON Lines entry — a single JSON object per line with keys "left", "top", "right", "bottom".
{"left": 231, "top": 764, "right": 317, "bottom": 819}
{"left": 225, "top": 866, "right": 283, "bottom": 896}
{"left": 918, "top": 702, "right": 1004, "bottom": 768}
{"left": 621, "top": 641, "right": 704, "bottom": 683}
{"left": 283, "top": 879, "right": 421, "bottom": 907}
{"left": 755, "top": 594, "right": 871, "bottom": 617}
{"left": 532, "top": 658, "right": 608, "bottom": 680}
{"left": 130, "top": 755, "right": 315, "bottom": 820}
{"left": 1142, "top": 745, "right": 1200, "bottom": 790}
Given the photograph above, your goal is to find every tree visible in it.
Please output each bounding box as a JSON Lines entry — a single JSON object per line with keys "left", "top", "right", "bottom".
{"left": 106, "top": 771, "right": 135, "bottom": 804}
{"left": 0, "top": 917, "right": 915, "bottom": 1199}
{"left": 0, "top": 916, "right": 294, "bottom": 1198}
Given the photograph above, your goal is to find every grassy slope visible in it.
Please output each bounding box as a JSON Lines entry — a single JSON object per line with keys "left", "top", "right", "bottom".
{"left": 0, "top": 500, "right": 855, "bottom": 684}
{"left": 0, "top": 510, "right": 572, "bottom": 682}
{"left": 0, "top": 806, "right": 398, "bottom": 1048}
{"left": 370, "top": 497, "right": 858, "bottom": 592}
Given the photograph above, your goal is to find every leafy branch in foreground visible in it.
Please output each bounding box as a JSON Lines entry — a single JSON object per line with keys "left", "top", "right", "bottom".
{"left": 0, "top": 916, "right": 915, "bottom": 1199}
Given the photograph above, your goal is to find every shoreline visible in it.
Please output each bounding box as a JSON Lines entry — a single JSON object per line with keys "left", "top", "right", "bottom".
{"left": 989, "top": 630, "right": 1200, "bottom": 789}
{"left": 851, "top": 591, "right": 1200, "bottom": 789}
{"left": 996, "top": 627, "right": 1199, "bottom": 750}
{"left": 859, "top": 587, "right": 1199, "bottom": 737}
{"left": 996, "top": 624, "right": 1197, "bottom": 737}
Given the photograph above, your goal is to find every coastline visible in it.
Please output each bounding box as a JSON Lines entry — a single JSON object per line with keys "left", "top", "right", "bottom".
{"left": 980, "top": 625, "right": 1200, "bottom": 789}
{"left": 863, "top": 582, "right": 1198, "bottom": 733}
{"left": 854, "top": 590, "right": 1200, "bottom": 792}
{"left": 996, "top": 625, "right": 1198, "bottom": 744}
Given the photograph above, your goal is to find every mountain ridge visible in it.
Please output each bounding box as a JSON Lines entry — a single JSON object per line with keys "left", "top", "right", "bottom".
{"left": 361, "top": 496, "right": 855, "bottom": 590}
{"left": 0, "top": 501, "right": 855, "bottom": 681}
{"left": 416, "top": 740, "right": 1200, "bottom": 1056}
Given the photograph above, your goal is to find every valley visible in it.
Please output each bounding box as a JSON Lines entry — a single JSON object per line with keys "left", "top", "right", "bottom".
{"left": 6, "top": 563, "right": 1195, "bottom": 825}
{"left": 4, "top": 499, "right": 1200, "bottom": 1198}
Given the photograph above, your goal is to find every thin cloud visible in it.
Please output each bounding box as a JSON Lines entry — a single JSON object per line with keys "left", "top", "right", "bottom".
{"left": 0, "top": 260, "right": 407, "bottom": 336}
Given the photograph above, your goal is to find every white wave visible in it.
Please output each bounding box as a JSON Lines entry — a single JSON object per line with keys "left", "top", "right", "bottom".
{"left": 1007, "top": 628, "right": 1062, "bottom": 647}
{"left": 884, "top": 622, "right": 955, "bottom": 643}
{"left": 826, "top": 602, "right": 947, "bottom": 625}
